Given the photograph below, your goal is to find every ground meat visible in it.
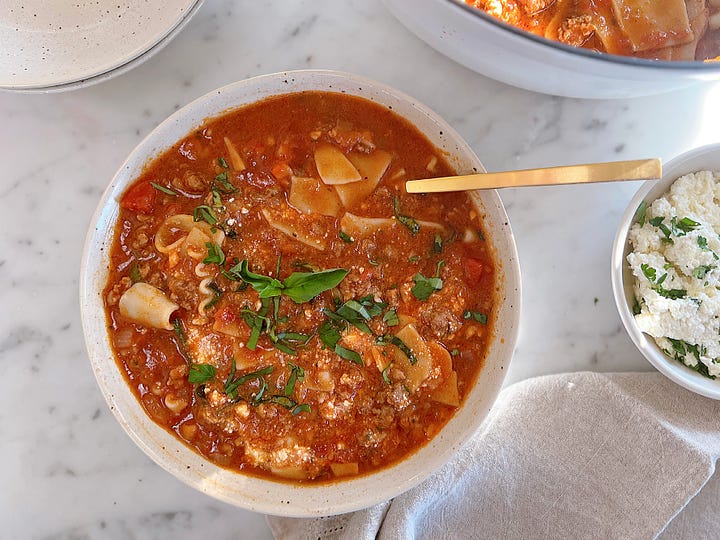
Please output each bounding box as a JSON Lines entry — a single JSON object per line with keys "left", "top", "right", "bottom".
{"left": 517, "top": 0, "right": 553, "bottom": 13}
{"left": 167, "top": 275, "right": 201, "bottom": 310}
{"left": 558, "top": 16, "right": 595, "bottom": 47}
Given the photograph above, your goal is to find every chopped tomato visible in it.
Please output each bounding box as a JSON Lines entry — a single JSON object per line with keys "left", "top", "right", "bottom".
{"left": 463, "top": 257, "right": 484, "bottom": 287}
{"left": 271, "top": 162, "right": 292, "bottom": 180}
{"left": 120, "top": 181, "right": 156, "bottom": 214}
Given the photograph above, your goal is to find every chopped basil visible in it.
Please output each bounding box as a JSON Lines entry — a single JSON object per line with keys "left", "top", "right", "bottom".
{"left": 382, "top": 363, "right": 392, "bottom": 385}
{"left": 357, "top": 295, "right": 388, "bottom": 318}
{"left": 382, "top": 307, "right": 399, "bottom": 327}
{"left": 150, "top": 182, "right": 177, "bottom": 196}
{"left": 284, "top": 362, "right": 305, "bottom": 397}
{"left": 230, "top": 259, "right": 348, "bottom": 303}
{"left": 224, "top": 365, "right": 274, "bottom": 402}
{"left": 241, "top": 301, "right": 270, "bottom": 350}
{"left": 339, "top": 230, "right": 353, "bottom": 243}
{"left": 640, "top": 263, "right": 687, "bottom": 299}
{"left": 334, "top": 345, "right": 363, "bottom": 365}
{"left": 129, "top": 263, "right": 142, "bottom": 283}
{"left": 634, "top": 201, "right": 647, "bottom": 226}
{"left": 450, "top": 348, "right": 460, "bottom": 356}
{"left": 411, "top": 264, "right": 444, "bottom": 301}
{"left": 204, "top": 282, "right": 222, "bottom": 310}
{"left": 698, "top": 236, "right": 710, "bottom": 250}
{"left": 632, "top": 296, "right": 642, "bottom": 315}
{"left": 172, "top": 318, "right": 186, "bottom": 349}
{"left": 193, "top": 205, "right": 218, "bottom": 225}
{"left": 203, "top": 242, "right": 226, "bottom": 266}
{"left": 213, "top": 171, "right": 236, "bottom": 193}
{"left": 291, "top": 403, "right": 311, "bottom": 415}
{"left": 188, "top": 363, "right": 216, "bottom": 384}
{"left": 393, "top": 197, "right": 420, "bottom": 236}
{"left": 324, "top": 300, "right": 372, "bottom": 334}
{"left": 693, "top": 265, "right": 716, "bottom": 280}
{"left": 433, "top": 234, "right": 443, "bottom": 253}
{"left": 376, "top": 334, "right": 418, "bottom": 365}
{"left": 674, "top": 216, "right": 700, "bottom": 234}
{"left": 408, "top": 255, "right": 420, "bottom": 263}
{"left": 218, "top": 156, "right": 229, "bottom": 168}
{"left": 463, "top": 310, "right": 488, "bottom": 325}
{"left": 318, "top": 320, "right": 364, "bottom": 366}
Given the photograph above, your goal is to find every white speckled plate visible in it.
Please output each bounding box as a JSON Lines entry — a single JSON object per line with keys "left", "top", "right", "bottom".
{"left": 0, "top": 0, "right": 200, "bottom": 90}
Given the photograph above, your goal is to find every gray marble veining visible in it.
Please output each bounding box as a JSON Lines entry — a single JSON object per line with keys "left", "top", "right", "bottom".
{"left": 2, "top": 0, "right": 720, "bottom": 538}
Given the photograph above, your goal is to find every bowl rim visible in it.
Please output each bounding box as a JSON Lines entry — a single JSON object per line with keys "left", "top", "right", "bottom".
{"left": 611, "top": 142, "right": 720, "bottom": 400}
{"left": 448, "top": 0, "right": 720, "bottom": 72}
{"left": 80, "top": 69, "right": 522, "bottom": 516}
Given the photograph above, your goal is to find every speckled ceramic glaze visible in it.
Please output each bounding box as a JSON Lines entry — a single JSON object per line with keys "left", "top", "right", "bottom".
{"left": 612, "top": 143, "right": 720, "bottom": 400}
{"left": 80, "top": 70, "right": 522, "bottom": 516}
{"left": 0, "top": 0, "right": 201, "bottom": 90}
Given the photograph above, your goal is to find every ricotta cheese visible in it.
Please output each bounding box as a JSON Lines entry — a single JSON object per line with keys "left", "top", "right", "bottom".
{"left": 627, "top": 170, "right": 720, "bottom": 379}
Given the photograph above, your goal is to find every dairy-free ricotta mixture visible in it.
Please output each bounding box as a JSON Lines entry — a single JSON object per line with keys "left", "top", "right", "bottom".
{"left": 627, "top": 170, "right": 720, "bottom": 379}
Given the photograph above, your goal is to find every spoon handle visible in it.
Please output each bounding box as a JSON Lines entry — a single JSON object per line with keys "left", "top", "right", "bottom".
{"left": 405, "top": 158, "right": 662, "bottom": 193}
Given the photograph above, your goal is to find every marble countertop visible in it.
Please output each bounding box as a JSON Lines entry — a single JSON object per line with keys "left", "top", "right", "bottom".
{"left": 2, "top": 1, "right": 720, "bottom": 538}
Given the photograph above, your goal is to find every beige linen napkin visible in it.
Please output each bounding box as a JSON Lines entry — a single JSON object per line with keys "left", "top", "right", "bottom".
{"left": 267, "top": 372, "right": 720, "bottom": 539}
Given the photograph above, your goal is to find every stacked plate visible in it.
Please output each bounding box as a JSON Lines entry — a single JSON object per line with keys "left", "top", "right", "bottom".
{"left": 0, "top": 0, "right": 202, "bottom": 92}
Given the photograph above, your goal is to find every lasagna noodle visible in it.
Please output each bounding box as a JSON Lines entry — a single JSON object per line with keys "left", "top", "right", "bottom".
{"left": 118, "top": 282, "right": 179, "bottom": 331}
{"left": 610, "top": 0, "right": 693, "bottom": 52}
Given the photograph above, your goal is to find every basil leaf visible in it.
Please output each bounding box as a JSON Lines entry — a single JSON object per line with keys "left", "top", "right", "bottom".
{"left": 203, "top": 242, "right": 226, "bottom": 266}
{"left": 382, "top": 363, "right": 392, "bottom": 385}
{"left": 150, "top": 182, "right": 177, "bottom": 196}
{"left": 433, "top": 234, "right": 443, "bottom": 253}
{"left": 463, "top": 310, "right": 488, "bottom": 325}
{"left": 284, "top": 363, "right": 305, "bottom": 397}
{"left": 324, "top": 300, "right": 372, "bottom": 334}
{"left": 393, "top": 197, "right": 419, "bottom": 235}
{"left": 339, "top": 230, "right": 353, "bottom": 243}
{"left": 291, "top": 403, "right": 311, "bottom": 415}
{"left": 319, "top": 321, "right": 342, "bottom": 349}
{"left": 236, "top": 260, "right": 284, "bottom": 298}
{"left": 193, "top": 205, "right": 218, "bottom": 225}
{"left": 675, "top": 216, "right": 701, "bottom": 234}
{"left": 334, "top": 345, "right": 363, "bottom": 365}
{"left": 129, "top": 263, "right": 142, "bottom": 283}
{"left": 224, "top": 365, "right": 274, "bottom": 401}
{"left": 382, "top": 307, "right": 399, "bottom": 326}
{"left": 634, "top": 201, "right": 647, "bottom": 226}
{"left": 377, "top": 334, "right": 418, "bottom": 365}
{"left": 188, "top": 363, "right": 216, "bottom": 384}
{"left": 213, "top": 171, "right": 236, "bottom": 193}
{"left": 283, "top": 268, "right": 349, "bottom": 303}
{"left": 218, "top": 156, "right": 229, "bottom": 168}
{"left": 411, "top": 273, "right": 442, "bottom": 301}
{"left": 694, "top": 265, "right": 716, "bottom": 280}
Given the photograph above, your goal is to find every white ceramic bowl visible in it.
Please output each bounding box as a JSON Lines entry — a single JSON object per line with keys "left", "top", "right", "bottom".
{"left": 0, "top": 0, "right": 202, "bottom": 92}
{"left": 80, "top": 70, "right": 522, "bottom": 516}
{"left": 612, "top": 143, "right": 720, "bottom": 400}
{"left": 383, "top": 0, "right": 720, "bottom": 99}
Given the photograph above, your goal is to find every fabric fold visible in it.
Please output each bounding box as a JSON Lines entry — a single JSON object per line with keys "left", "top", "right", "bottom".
{"left": 268, "top": 372, "right": 720, "bottom": 539}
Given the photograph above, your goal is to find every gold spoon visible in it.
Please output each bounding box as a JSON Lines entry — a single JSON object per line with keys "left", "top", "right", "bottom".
{"left": 405, "top": 158, "right": 662, "bottom": 193}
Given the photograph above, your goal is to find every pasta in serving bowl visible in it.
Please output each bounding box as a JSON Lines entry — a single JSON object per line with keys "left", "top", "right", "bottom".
{"left": 80, "top": 70, "right": 521, "bottom": 515}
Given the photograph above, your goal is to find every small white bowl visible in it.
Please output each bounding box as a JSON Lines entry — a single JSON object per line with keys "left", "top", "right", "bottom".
{"left": 612, "top": 143, "right": 720, "bottom": 400}
{"left": 80, "top": 70, "right": 522, "bottom": 516}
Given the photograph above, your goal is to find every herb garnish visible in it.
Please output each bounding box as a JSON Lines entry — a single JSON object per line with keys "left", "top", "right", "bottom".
{"left": 129, "top": 263, "right": 142, "bottom": 283}
{"left": 665, "top": 339, "right": 715, "bottom": 379}
{"left": 382, "top": 307, "right": 399, "bottom": 327}
{"left": 193, "top": 205, "right": 218, "bottom": 225}
{"left": 463, "top": 310, "right": 488, "bottom": 325}
{"left": 224, "top": 364, "right": 274, "bottom": 403}
{"left": 229, "top": 260, "right": 348, "bottom": 303}
{"left": 693, "top": 265, "right": 716, "bottom": 280}
{"left": 213, "top": 171, "right": 236, "bottom": 194}
{"left": 339, "top": 230, "right": 353, "bottom": 243}
{"left": 203, "top": 242, "right": 226, "bottom": 266}
{"left": 634, "top": 201, "right": 647, "bottom": 226}
{"left": 188, "top": 363, "right": 216, "bottom": 384}
{"left": 204, "top": 282, "right": 223, "bottom": 310}
{"left": 393, "top": 197, "right": 420, "bottom": 236}
{"left": 640, "top": 263, "right": 687, "bottom": 299}
{"left": 411, "top": 261, "right": 445, "bottom": 301}
{"left": 150, "top": 182, "right": 177, "bottom": 196}
{"left": 218, "top": 156, "right": 229, "bottom": 169}
{"left": 376, "top": 334, "right": 418, "bottom": 365}
{"left": 318, "top": 320, "right": 364, "bottom": 365}
{"left": 382, "top": 363, "right": 392, "bottom": 385}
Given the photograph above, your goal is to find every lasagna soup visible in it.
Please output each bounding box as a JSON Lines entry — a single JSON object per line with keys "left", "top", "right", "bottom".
{"left": 104, "top": 92, "right": 497, "bottom": 482}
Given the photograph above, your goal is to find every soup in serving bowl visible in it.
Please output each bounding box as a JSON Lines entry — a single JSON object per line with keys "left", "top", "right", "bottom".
{"left": 383, "top": 0, "right": 720, "bottom": 98}
{"left": 81, "top": 70, "right": 521, "bottom": 515}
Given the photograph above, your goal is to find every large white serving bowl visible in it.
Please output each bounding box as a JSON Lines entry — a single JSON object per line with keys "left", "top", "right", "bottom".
{"left": 80, "top": 70, "right": 522, "bottom": 516}
{"left": 383, "top": 0, "right": 720, "bottom": 99}
{"left": 612, "top": 143, "right": 720, "bottom": 400}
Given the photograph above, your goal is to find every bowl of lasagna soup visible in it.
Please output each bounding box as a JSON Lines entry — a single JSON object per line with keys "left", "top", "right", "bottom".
{"left": 80, "top": 70, "right": 521, "bottom": 516}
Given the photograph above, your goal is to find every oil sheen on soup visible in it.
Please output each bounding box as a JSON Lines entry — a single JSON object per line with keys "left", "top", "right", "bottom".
{"left": 104, "top": 92, "right": 497, "bottom": 482}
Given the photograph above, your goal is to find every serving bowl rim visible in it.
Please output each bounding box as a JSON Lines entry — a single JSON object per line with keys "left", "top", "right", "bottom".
{"left": 79, "top": 69, "right": 522, "bottom": 515}
{"left": 448, "top": 0, "right": 720, "bottom": 72}
{"left": 611, "top": 142, "right": 720, "bottom": 400}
